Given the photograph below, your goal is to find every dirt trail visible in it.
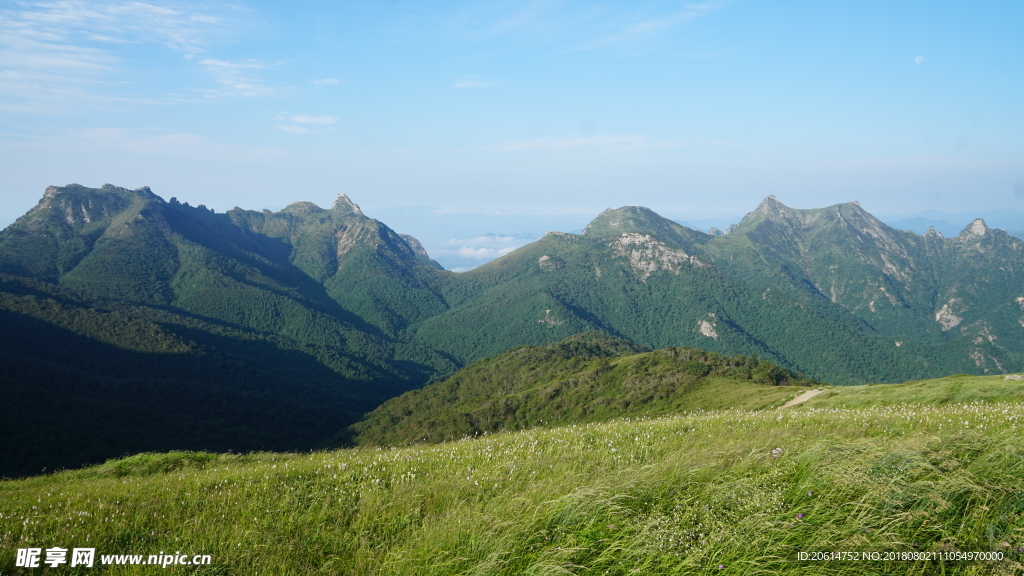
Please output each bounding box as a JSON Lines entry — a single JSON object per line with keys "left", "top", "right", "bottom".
{"left": 780, "top": 389, "right": 825, "bottom": 408}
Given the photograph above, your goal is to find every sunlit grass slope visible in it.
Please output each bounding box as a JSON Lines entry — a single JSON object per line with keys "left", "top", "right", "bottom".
{"left": 798, "top": 373, "right": 1024, "bottom": 410}
{"left": 3, "top": 398, "right": 1024, "bottom": 574}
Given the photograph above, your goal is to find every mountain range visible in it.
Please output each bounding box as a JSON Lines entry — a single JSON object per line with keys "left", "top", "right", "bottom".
{"left": 884, "top": 209, "right": 1024, "bottom": 240}
{"left": 2, "top": 183, "right": 1023, "bottom": 476}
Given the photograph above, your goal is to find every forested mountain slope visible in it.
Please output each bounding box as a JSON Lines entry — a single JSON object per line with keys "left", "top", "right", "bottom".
{"left": 411, "top": 198, "right": 1023, "bottom": 383}
{"left": 2, "top": 183, "right": 1023, "bottom": 474}
{"left": 0, "top": 185, "right": 455, "bottom": 476}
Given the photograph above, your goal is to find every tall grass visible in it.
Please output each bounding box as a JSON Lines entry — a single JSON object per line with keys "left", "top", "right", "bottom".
{"left": 3, "top": 402, "right": 1023, "bottom": 574}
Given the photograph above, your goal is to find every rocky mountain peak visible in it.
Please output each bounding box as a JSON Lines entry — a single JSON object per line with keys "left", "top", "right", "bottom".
{"left": 752, "top": 195, "right": 794, "bottom": 218}
{"left": 582, "top": 206, "right": 677, "bottom": 238}
{"left": 735, "top": 197, "right": 880, "bottom": 236}
{"left": 282, "top": 201, "right": 325, "bottom": 216}
{"left": 732, "top": 196, "right": 800, "bottom": 233}
{"left": 333, "top": 194, "right": 364, "bottom": 217}
{"left": 399, "top": 234, "right": 445, "bottom": 270}
{"left": 21, "top": 183, "right": 155, "bottom": 227}
{"left": 760, "top": 195, "right": 804, "bottom": 220}
{"left": 38, "top": 183, "right": 99, "bottom": 202}
{"left": 961, "top": 218, "right": 989, "bottom": 239}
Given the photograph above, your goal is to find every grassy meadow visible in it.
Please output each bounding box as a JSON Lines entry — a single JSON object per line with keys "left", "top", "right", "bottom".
{"left": 801, "top": 374, "right": 1024, "bottom": 409}
{"left": 3, "top": 375, "right": 1024, "bottom": 575}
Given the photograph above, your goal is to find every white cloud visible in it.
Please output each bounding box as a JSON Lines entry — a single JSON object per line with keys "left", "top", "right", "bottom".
{"left": 437, "top": 246, "right": 518, "bottom": 260}
{"left": 462, "top": 246, "right": 517, "bottom": 259}
{"left": 444, "top": 233, "right": 540, "bottom": 245}
{"left": 199, "top": 58, "right": 278, "bottom": 98}
{"left": 312, "top": 78, "right": 339, "bottom": 85}
{"left": 276, "top": 114, "right": 338, "bottom": 134}
{"left": 4, "top": 0, "right": 225, "bottom": 54}
{"left": 433, "top": 232, "right": 541, "bottom": 262}
{"left": 291, "top": 115, "right": 338, "bottom": 125}
{"left": 490, "top": 135, "right": 727, "bottom": 151}
{"left": 0, "top": 0, "right": 244, "bottom": 112}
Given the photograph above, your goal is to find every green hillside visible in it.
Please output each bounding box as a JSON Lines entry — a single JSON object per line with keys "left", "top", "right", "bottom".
{"left": 2, "top": 377, "right": 1023, "bottom": 575}
{"left": 346, "top": 331, "right": 820, "bottom": 446}
{"left": 797, "top": 373, "right": 1024, "bottom": 409}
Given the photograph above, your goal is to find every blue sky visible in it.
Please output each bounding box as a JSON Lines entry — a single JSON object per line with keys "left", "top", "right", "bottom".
{"left": 2, "top": 0, "right": 1023, "bottom": 268}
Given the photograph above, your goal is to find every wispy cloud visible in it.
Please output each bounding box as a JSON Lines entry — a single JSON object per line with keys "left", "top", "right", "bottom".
{"left": 447, "top": 0, "right": 564, "bottom": 42}
{"left": 443, "top": 1, "right": 727, "bottom": 56}
{"left": 491, "top": 134, "right": 727, "bottom": 151}
{"left": 4, "top": 0, "right": 226, "bottom": 54}
{"left": 273, "top": 113, "right": 338, "bottom": 134}
{"left": 0, "top": 0, "right": 241, "bottom": 112}
{"left": 199, "top": 58, "right": 278, "bottom": 98}
{"left": 573, "top": 2, "right": 724, "bottom": 52}
{"left": 312, "top": 78, "right": 339, "bottom": 85}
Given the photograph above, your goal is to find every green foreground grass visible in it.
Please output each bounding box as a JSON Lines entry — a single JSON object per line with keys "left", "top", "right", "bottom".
{"left": 3, "top": 382, "right": 1024, "bottom": 575}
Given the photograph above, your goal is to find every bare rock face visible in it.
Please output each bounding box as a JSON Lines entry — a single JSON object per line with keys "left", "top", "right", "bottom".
{"left": 962, "top": 218, "right": 989, "bottom": 239}
{"left": 934, "top": 298, "right": 965, "bottom": 331}
{"left": 538, "top": 254, "right": 560, "bottom": 272}
{"left": 332, "top": 194, "right": 364, "bottom": 217}
{"left": 1005, "top": 374, "right": 1024, "bottom": 381}
{"left": 536, "top": 309, "right": 563, "bottom": 325}
{"left": 697, "top": 317, "right": 719, "bottom": 340}
{"left": 399, "top": 234, "right": 444, "bottom": 270}
{"left": 610, "top": 232, "right": 706, "bottom": 281}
